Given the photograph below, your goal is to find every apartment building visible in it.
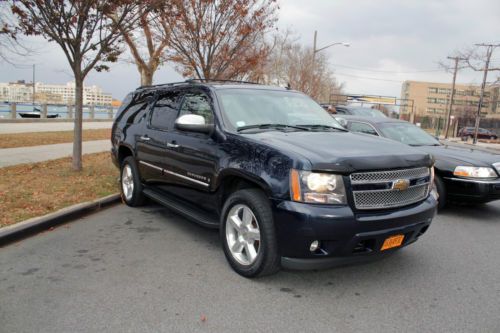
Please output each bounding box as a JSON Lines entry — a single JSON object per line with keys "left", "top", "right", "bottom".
{"left": 0, "top": 80, "right": 112, "bottom": 106}
{"left": 400, "top": 80, "right": 500, "bottom": 120}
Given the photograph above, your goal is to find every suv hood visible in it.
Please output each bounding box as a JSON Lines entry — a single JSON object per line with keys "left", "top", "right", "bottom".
{"left": 420, "top": 144, "right": 500, "bottom": 167}
{"left": 245, "top": 131, "right": 433, "bottom": 173}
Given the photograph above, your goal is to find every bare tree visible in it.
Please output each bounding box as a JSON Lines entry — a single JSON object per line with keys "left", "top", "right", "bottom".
{"left": 165, "top": 0, "right": 278, "bottom": 80}
{"left": 117, "top": 3, "right": 170, "bottom": 86}
{"left": 261, "top": 31, "right": 343, "bottom": 101}
{"left": 11, "top": 0, "right": 141, "bottom": 170}
{"left": 459, "top": 43, "right": 500, "bottom": 143}
{"left": 0, "top": 1, "right": 30, "bottom": 63}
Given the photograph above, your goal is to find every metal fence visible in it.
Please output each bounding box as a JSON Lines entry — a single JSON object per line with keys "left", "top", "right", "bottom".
{"left": 0, "top": 102, "right": 118, "bottom": 120}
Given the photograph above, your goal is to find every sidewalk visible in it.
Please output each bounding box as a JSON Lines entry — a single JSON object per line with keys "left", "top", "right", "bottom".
{"left": 0, "top": 140, "right": 111, "bottom": 167}
{"left": 0, "top": 121, "right": 112, "bottom": 134}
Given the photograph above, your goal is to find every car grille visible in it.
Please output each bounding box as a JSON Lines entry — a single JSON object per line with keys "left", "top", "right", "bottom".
{"left": 350, "top": 167, "right": 431, "bottom": 210}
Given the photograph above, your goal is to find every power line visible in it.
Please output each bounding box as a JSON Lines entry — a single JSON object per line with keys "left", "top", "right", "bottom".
{"left": 331, "top": 63, "right": 442, "bottom": 74}
{"left": 334, "top": 72, "right": 404, "bottom": 83}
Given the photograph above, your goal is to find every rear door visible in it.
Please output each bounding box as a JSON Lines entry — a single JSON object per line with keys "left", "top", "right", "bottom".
{"left": 136, "top": 89, "right": 182, "bottom": 185}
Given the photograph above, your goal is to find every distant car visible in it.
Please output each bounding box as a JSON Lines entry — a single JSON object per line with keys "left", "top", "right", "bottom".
{"left": 458, "top": 127, "right": 497, "bottom": 140}
{"left": 336, "top": 115, "right": 500, "bottom": 210}
{"left": 334, "top": 105, "right": 387, "bottom": 118}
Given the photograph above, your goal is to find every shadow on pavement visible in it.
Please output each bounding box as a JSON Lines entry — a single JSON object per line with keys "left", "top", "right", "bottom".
{"left": 438, "top": 201, "right": 500, "bottom": 223}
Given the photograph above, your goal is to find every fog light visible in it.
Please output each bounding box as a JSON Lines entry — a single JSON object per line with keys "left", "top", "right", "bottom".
{"left": 310, "top": 240, "right": 320, "bottom": 252}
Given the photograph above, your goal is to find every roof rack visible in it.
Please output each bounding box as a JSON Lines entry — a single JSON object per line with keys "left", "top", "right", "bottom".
{"left": 185, "top": 79, "right": 259, "bottom": 85}
{"left": 135, "top": 78, "right": 260, "bottom": 91}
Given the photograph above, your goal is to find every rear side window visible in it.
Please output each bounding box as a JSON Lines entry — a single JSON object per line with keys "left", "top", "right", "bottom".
{"left": 349, "top": 122, "right": 378, "bottom": 136}
{"left": 150, "top": 90, "right": 181, "bottom": 130}
{"left": 179, "top": 92, "right": 214, "bottom": 124}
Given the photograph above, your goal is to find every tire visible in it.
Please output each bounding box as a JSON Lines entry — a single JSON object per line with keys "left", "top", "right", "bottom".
{"left": 120, "top": 156, "right": 146, "bottom": 207}
{"left": 490, "top": 136, "right": 495, "bottom": 140}
{"left": 220, "top": 189, "right": 280, "bottom": 278}
{"left": 434, "top": 175, "right": 446, "bottom": 211}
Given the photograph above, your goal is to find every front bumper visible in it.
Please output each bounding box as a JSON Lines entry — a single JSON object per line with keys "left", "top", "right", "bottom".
{"left": 272, "top": 196, "right": 437, "bottom": 269}
{"left": 444, "top": 177, "right": 500, "bottom": 203}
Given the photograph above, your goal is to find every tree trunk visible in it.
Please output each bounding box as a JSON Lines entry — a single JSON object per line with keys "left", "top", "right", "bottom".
{"left": 140, "top": 67, "right": 154, "bottom": 86}
{"left": 72, "top": 73, "right": 84, "bottom": 171}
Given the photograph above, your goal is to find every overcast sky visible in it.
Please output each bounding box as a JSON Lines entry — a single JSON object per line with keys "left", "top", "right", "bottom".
{"left": 1, "top": 0, "right": 499, "bottom": 101}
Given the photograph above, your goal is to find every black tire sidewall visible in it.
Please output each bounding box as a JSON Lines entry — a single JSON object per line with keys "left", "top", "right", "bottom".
{"left": 220, "top": 189, "right": 279, "bottom": 277}
{"left": 120, "top": 156, "right": 145, "bottom": 207}
{"left": 435, "top": 175, "right": 446, "bottom": 210}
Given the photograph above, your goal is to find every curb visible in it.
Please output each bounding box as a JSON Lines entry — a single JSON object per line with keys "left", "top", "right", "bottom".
{"left": 0, "top": 193, "right": 121, "bottom": 247}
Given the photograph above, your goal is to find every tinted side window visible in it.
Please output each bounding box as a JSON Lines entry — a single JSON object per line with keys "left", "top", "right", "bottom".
{"left": 150, "top": 91, "right": 181, "bottom": 130}
{"left": 179, "top": 92, "right": 214, "bottom": 124}
{"left": 349, "top": 122, "right": 378, "bottom": 136}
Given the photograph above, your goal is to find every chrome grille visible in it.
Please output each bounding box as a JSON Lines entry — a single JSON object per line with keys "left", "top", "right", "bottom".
{"left": 350, "top": 167, "right": 431, "bottom": 210}
{"left": 350, "top": 167, "right": 430, "bottom": 184}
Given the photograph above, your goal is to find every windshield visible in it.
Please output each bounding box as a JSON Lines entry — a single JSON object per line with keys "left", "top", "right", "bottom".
{"left": 216, "top": 89, "right": 344, "bottom": 131}
{"left": 350, "top": 107, "right": 387, "bottom": 117}
{"left": 379, "top": 122, "right": 440, "bottom": 146}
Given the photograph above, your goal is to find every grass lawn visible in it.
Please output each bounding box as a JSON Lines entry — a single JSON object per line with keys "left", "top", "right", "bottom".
{"left": 0, "top": 128, "right": 111, "bottom": 148}
{"left": 0, "top": 152, "right": 119, "bottom": 227}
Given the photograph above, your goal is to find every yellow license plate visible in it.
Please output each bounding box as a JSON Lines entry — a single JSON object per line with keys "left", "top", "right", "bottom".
{"left": 381, "top": 234, "right": 405, "bottom": 251}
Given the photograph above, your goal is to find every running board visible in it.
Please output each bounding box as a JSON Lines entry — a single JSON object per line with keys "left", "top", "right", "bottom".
{"left": 142, "top": 188, "right": 219, "bottom": 229}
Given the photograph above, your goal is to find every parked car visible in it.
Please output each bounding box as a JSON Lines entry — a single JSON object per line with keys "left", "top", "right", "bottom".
{"left": 334, "top": 105, "right": 387, "bottom": 117}
{"left": 111, "top": 80, "right": 437, "bottom": 277}
{"left": 336, "top": 115, "right": 500, "bottom": 209}
{"left": 458, "top": 127, "right": 498, "bottom": 140}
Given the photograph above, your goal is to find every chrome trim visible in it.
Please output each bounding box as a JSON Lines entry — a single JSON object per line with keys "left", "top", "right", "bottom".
{"left": 493, "top": 162, "right": 500, "bottom": 174}
{"left": 443, "top": 177, "right": 500, "bottom": 184}
{"left": 139, "top": 160, "right": 209, "bottom": 187}
{"left": 163, "top": 169, "right": 209, "bottom": 187}
{"left": 139, "top": 160, "right": 163, "bottom": 172}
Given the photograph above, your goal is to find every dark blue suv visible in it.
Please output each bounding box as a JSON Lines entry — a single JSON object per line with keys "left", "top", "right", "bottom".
{"left": 111, "top": 80, "right": 437, "bottom": 277}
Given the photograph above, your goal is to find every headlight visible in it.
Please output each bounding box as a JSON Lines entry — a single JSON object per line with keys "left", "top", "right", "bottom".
{"left": 290, "top": 169, "right": 346, "bottom": 204}
{"left": 453, "top": 166, "right": 498, "bottom": 178}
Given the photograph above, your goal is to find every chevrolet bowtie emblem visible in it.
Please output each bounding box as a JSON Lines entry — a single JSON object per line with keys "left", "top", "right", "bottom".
{"left": 392, "top": 179, "right": 410, "bottom": 191}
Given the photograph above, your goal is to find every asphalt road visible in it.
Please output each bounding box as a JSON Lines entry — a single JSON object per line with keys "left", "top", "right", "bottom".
{"left": 1, "top": 202, "right": 499, "bottom": 333}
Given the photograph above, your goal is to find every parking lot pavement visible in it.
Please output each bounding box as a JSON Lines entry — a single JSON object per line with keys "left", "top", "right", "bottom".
{"left": 1, "top": 202, "right": 499, "bottom": 333}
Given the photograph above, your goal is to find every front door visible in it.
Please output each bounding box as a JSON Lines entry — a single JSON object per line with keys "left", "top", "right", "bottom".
{"left": 161, "top": 88, "right": 219, "bottom": 212}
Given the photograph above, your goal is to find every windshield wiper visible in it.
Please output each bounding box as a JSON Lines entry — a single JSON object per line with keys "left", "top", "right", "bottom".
{"left": 237, "top": 123, "right": 310, "bottom": 132}
{"left": 298, "top": 124, "right": 348, "bottom": 132}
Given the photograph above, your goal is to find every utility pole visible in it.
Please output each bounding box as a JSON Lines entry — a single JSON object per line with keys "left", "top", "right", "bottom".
{"left": 472, "top": 43, "right": 499, "bottom": 144}
{"left": 444, "top": 56, "right": 466, "bottom": 139}
{"left": 32, "top": 64, "right": 36, "bottom": 107}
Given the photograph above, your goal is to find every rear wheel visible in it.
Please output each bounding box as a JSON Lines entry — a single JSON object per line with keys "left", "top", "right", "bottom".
{"left": 434, "top": 175, "right": 446, "bottom": 211}
{"left": 490, "top": 136, "right": 495, "bottom": 140}
{"left": 220, "top": 189, "right": 280, "bottom": 277}
{"left": 120, "top": 156, "right": 146, "bottom": 207}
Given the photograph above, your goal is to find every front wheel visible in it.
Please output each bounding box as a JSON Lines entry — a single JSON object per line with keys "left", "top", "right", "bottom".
{"left": 220, "top": 189, "right": 280, "bottom": 278}
{"left": 120, "top": 156, "right": 146, "bottom": 207}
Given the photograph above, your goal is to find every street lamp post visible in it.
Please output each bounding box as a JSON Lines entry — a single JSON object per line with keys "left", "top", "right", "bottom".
{"left": 311, "top": 30, "right": 349, "bottom": 97}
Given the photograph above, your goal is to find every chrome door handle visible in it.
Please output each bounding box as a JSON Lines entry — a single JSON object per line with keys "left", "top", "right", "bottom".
{"left": 167, "top": 142, "right": 179, "bottom": 148}
{"left": 140, "top": 135, "right": 150, "bottom": 141}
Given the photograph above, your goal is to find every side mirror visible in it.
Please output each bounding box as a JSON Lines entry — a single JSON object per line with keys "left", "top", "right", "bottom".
{"left": 175, "top": 114, "right": 214, "bottom": 134}
{"left": 336, "top": 117, "right": 348, "bottom": 128}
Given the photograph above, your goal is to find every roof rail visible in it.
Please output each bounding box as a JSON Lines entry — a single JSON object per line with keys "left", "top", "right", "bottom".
{"left": 135, "top": 78, "right": 259, "bottom": 91}
{"left": 185, "top": 78, "right": 259, "bottom": 85}
{"left": 135, "top": 81, "right": 190, "bottom": 90}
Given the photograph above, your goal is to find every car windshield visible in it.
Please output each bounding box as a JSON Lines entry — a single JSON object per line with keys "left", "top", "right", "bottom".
{"left": 216, "top": 88, "right": 344, "bottom": 131}
{"left": 350, "top": 107, "right": 387, "bottom": 118}
{"left": 379, "top": 122, "right": 440, "bottom": 146}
